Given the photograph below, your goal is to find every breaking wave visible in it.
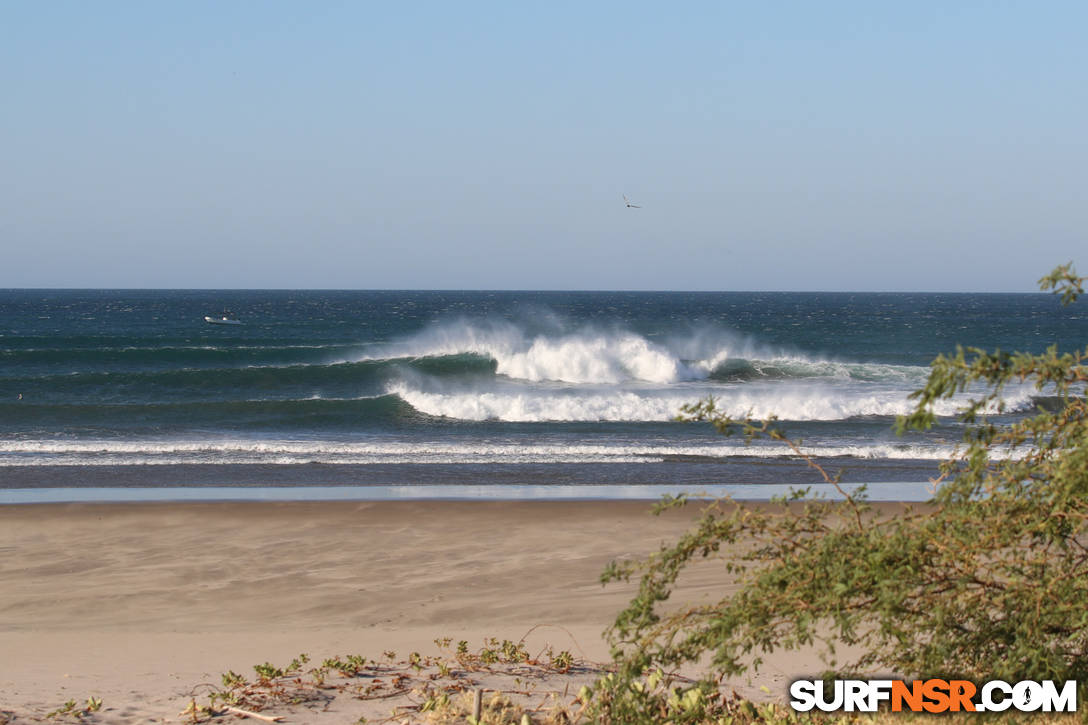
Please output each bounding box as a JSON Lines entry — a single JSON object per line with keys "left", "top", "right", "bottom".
{"left": 356, "top": 319, "right": 929, "bottom": 386}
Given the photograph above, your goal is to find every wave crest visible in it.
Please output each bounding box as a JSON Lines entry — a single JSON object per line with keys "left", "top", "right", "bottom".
{"left": 359, "top": 319, "right": 925, "bottom": 386}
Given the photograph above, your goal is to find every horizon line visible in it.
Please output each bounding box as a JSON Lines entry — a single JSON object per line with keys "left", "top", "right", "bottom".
{"left": 0, "top": 286, "right": 1048, "bottom": 295}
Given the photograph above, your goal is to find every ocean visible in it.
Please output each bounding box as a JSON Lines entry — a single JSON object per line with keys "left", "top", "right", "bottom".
{"left": 2, "top": 289, "right": 1085, "bottom": 501}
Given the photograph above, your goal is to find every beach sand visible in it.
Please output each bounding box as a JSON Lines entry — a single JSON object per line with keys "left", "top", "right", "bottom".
{"left": 0, "top": 500, "right": 893, "bottom": 723}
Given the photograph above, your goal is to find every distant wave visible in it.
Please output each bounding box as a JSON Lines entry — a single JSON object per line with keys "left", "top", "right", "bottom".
{"left": 0, "top": 437, "right": 971, "bottom": 466}
{"left": 0, "top": 395, "right": 416, "bottom": 429}
{"left": 0, "top": 355, "right": 496, "bottom": 405}
{"left": 0, "top": 341, "right": 357, "bottom": 374}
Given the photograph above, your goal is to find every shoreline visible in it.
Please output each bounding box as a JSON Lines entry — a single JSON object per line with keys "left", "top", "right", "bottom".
{"left": 1, "top": 500, "right": 912, "bottom": 722}
{"left": 0, "top": 481, "right": 937, "bottom": 505}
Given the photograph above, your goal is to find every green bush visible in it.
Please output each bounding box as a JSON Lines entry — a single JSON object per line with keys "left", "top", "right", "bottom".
{"left": 590, "top": 264, "right": 1088, "bottom": 722}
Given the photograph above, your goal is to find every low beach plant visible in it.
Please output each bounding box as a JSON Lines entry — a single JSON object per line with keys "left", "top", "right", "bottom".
{"left": 43, "top": 696, "right": 102, "bottom": 721}
{"left": 197, "top": 654, "right": 330, "bottom": 719}
{"left": 180, "top": 637, "right": 605, "bottom": 723}
{"left": 323, "top": 653, "right": 367, "bottom": 677}
{"left": 548, "top": 649, "right": 575, "bottom": 673}
{"left": 589, "top": 264, "right": 1088, "bottom": 722}
{"left": 422, "top": 689, "right": 529, "bottom": 724}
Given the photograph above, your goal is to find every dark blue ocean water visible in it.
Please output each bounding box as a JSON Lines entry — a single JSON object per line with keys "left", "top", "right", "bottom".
{"left": 2, "top": 290, "right": 1085, "bottom": 494}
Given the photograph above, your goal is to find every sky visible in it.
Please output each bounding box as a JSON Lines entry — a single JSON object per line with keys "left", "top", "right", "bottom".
{"left": 2, "top": 1, "right": 1086, "bottom": 291}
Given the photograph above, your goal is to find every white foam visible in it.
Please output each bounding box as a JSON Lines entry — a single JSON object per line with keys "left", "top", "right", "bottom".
{"left": 390, "top": 383, "right": 687, "bottom": 421}
{"left": 387, "top": 381, "right": 1030, "bottom": 423}
{"left": 499, "top": 334, "right": 688, "bottom": 384}
{"left": 0, "top": 437, "right": 971, "bottom": 466}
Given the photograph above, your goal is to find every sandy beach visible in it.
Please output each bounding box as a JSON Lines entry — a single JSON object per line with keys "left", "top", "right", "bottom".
{"left": 0, "top": 499, "right": 893, "bottom": 723}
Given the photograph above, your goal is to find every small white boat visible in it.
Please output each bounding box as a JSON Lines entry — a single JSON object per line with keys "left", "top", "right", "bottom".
{"left": 204, "top": 312, "right": 242, "bottom": 325}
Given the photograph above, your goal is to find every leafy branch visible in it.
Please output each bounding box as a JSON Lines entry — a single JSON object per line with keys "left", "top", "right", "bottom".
{"left": 589, "top": 264, "right": 1088, "bottom": 722}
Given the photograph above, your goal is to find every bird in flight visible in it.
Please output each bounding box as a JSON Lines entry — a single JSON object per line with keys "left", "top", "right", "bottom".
{"left": 623, "top": 194, "right": 641, "bottom": 208}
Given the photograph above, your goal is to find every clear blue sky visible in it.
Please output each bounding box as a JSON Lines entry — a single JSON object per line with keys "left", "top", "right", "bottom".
{"left": 2, "top": 1, "right": 1085, "bottom": 290}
